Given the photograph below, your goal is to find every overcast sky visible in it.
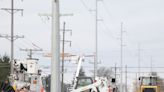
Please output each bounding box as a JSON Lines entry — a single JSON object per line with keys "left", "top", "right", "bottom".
{"left": 1, "top": 0, "right": 164, "bottom": 87}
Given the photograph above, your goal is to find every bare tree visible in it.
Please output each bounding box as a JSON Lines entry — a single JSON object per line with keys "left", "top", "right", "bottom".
{"left": 79, "top": 67, "right": 86, "bottom": 77}
{"left": 151, "top": 72, "right": 164, "bottom": 92}
{"left": 97, "top": 67, "right": 113, "bottom": 78}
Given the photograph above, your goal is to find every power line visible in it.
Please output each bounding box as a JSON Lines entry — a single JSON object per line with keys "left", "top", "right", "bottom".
{"left": 24, "top": 37, "right": 42, "bottom": 49}
{"left": 110, "top": 66, "right": 164, "bottom": 69}
{"left": 122, "top": 71, "right": 164, "bottom": 74}
{"left": 79, "top": 0, "right": 90, "bottom": 11}
{"left": 14, "top": 37, "right": 43, "bottom": 51}
{"left": 101, "top": 1, "right": 113, "bottom": 19}
{"left": 100, "top": 20, "right": 117, "bottom": 40}
{"left": 16, "top": 40, "right": 32, "bottom": 49}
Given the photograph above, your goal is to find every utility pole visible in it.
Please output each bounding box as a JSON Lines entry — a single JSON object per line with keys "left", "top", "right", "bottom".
{"left": 20, "top": 48, "right": 42, "bottom": 59}
{"left": 80, "top": 0, "right": 103, "bottom": 79}
{"left": 1, "top": 0, "right": 24, "bottom": 74}
{"left": 38, "top": 10, "right": 72, "bottom": 92}
{"left": 94, "top": 0, "right": 98, "bottom": 80}
{"left": 136, "top": 73, "right": 138, "bottom": 92}
{"left": 10, "top": 0, "right": 14, "bottom": 72}
{"left": 115, "top": 63, "right": 117, "bottom": 92}
{"left": 51, "top": 0, "right": 60, "bottom": 92}
{"left": 120, "top": 22, "right": 124, "bottom": 92}
{"left": 60, "top": 22, "right": 72, "bottom": 92}
{"left": 61, "top": 22, "right": 65, "bottom": 92}
{"left": 94, "top": 0, "right": 103, "bottom": 79}
{"left": 115, "top": 63, "right": 117, "bottom": 83}
{"left": 125, "top": 65, "right": 127, "bottom": 92}
{"left": 150, "top": 56, "right": 153, "bottom": 73}
{"left": 138, "top": 44, "right": 141, "bottom": 77}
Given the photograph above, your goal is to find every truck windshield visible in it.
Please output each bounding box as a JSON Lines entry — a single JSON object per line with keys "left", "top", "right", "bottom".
{"left": 142, "top": 77, "right": 157, "bottom": 85}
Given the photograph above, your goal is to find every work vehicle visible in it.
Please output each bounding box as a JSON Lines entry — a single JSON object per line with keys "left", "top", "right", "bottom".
{"left": 139, "top": 75, "right": 160, "bottom": 92}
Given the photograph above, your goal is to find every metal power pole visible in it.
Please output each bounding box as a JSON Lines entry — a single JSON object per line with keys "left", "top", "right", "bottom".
{"left": 38, "top": 7, "right": 72, "bottom": 92}
{"left": 150, "top": 56, "right": 153, "bottom": 73}
{"left": 115, "top": 63, "right": 117, "bottom": 92}
{"left": 125, "top": 65, "right": 127, "bottom": 92}
{"left": 11, "top": 0, "right": 14, "bottom": 74}
{"left": 138, "top": 44, "right": 141, "bottom": 77}
{"left": 61, "top": 22, "right": 65, "bottom": 92}
{"left": 11, "top": 0, "right": 15, "bottom": 75}
{"left": 1, "top": 0, "right": 23, "bottom": 74}
{"left": 120, "top": 22, "right": 124, "bottom": 92}
{"left": 94, "top": 0, "right": 98, "bottom": 80}
{"left": 51, "top": 0, "right": 60, "bottom": 92}
{"left": 115, "top": 63, "right": 117, "bottom": 82}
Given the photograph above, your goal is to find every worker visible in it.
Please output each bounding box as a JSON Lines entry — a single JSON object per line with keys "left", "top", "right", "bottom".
{"left": 0, "top": 79, "right": 15, "bottom": 92}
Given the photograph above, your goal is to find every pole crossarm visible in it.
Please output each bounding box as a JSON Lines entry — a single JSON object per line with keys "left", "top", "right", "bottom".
{"left": 38, "top": 13, "right": 73, "bottom": 17}
{"left": 60, "top": 40, "right": 72, "bottom": 47}
{"left": 60, "top": 40, "right": 71, "bottom": 43}
{"left": 60, "top": 29, "right": 72, "bottom": 36}
{"left": 0, "top": 34, "right": 24, "bottom": 40}
{"left": 20, "top": 48, "right": 42, "bottom": 59}
{"left": 1, "top": 8, "right": 23, "bottom": 15}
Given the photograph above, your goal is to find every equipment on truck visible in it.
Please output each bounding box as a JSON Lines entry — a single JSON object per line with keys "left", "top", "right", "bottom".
{"left": 9, "top": 59, "right": 43, "bottom": 92}
{"left": 70, "top": 56, "right": 110, "bottom": 92}
{"left": 70, "top": 56, "right": 95, "bottom": 92}
{"left": 71, "top": 77, "right": 109, "bottom": 92}
{"left": 139, "top": 75, "right": 160, "bottom": 92}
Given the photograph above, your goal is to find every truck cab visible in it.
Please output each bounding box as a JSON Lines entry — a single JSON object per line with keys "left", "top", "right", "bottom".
{"left": 139, "top": 76, "right": 160, "bottom": 92}
{"left": 74, "top": 76, "right": 93, "bottom": 92}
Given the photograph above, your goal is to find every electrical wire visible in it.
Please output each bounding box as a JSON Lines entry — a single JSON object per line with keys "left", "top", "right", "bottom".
{"left": 101, "top": 1, "right": 113, "bottom": 19}
{"left": 80, "top": 0, "right": 90, "bottom": 11}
